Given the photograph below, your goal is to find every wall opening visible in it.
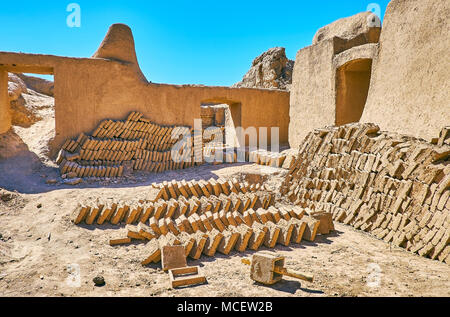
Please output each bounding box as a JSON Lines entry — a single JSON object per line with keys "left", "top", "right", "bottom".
{"left": 335, "top": 58, "right": 372, "bottom": 126}
{"left": 7, "top": 71, "right": 55, "bottom": 161}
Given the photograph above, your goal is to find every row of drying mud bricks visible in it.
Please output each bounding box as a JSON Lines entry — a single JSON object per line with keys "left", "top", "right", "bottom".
{"left": 75, "top": 198, "right": 327, "bottom": 265}
{"left": 151, "top": 177, "right": 265, "bottom": 202}
{"left": 283, "top": 123, "right": 450, "bottom": 263}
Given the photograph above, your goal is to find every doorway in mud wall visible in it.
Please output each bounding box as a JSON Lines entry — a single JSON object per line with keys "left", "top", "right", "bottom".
{"left": 4, "top": 70, "right": 55, "bottom": 161}
{"left": 200, "top": 100, "right": 242, "bottom": 148}
{"left": 335, "top": 58, "right": 372, "bottom": 126}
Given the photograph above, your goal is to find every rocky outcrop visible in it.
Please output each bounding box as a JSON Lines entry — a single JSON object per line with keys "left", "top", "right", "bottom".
{"left": 7, "top": 73, "right": 53, "bottom": 127}
{"left": 233, "top": 47, "right": 294, "bottom": 91}
{"left": 17, "top": 74, "right": 54, "bottom": 96}
{"left": 8, "top": 73, "right": 27, "bottom": 102}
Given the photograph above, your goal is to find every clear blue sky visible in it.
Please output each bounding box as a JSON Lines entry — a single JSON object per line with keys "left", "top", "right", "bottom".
{"left": 0, "top": 0, "right": 390, "bottom": 85}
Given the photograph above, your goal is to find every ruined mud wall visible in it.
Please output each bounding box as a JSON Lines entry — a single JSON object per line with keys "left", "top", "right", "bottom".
{"left": 282, "top": 123, "right": 449, "bottom": 263}
{"left": 0, "top": 24, "right": 290, "bottom": 153}
{"left": 361, "top": 0, "right": 450, "bottom": 141}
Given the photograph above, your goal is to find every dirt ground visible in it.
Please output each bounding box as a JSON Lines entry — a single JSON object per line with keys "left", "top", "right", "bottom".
{"left": 0, "top": 100, "right": 449, "bottom": 297}
{"left": 0, "top": 162, "right": 449, "bottom": 297}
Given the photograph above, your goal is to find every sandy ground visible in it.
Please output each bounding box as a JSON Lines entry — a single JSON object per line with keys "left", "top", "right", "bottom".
{"left": 0, "top": 98, "right": 449, "bottom": 297}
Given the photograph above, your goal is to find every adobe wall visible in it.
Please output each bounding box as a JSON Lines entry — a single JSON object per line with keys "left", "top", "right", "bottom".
{"left": 361, "top": 0, "right": 450, "bottom": 141}
{"left": 0, "top": 24, "right": 289, "bottom": 155}
{"left": 0, "top": 69, "right": 10, "bottom": 134}
{"left": 289, "top": 12, "right": 381, "bottom": 149}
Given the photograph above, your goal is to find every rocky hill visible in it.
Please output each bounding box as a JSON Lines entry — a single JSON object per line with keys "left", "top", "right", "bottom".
{"left": 232, "top": 47, "right": 294, "bottom": 91}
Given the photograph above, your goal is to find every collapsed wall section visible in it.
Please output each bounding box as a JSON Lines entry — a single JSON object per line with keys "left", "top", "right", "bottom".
{"left": 282, "top": 123, "right": 450, "bottom": 263}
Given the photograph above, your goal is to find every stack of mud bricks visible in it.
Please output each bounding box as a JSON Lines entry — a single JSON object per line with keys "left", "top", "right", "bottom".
{"left": 73, "top": 177, "right": 332, "bottom": 264}
{"left": 57, "top": 112, "right": 199, "bottom": 178}
{"left": 249, "top": 150, "right": 287, "bottom": 168}
{"left": 281, "top": 123, "right": 450, "bottom": 263}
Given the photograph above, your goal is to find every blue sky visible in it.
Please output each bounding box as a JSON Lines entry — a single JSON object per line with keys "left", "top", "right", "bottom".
{"left": 0, "top": 0, "right": 390, "bottom": 85}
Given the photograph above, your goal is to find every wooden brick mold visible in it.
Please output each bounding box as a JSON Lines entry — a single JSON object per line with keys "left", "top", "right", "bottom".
{"left": 282, "top": 123, "right": 450, "bottom": 264}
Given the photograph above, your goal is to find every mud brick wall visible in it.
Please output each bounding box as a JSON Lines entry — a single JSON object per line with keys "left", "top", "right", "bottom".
{"left": 282, "top": 123, "right": 450, "bottom": 263}
{"left": 56, "top": 111, "right": 199, "bottom": 178}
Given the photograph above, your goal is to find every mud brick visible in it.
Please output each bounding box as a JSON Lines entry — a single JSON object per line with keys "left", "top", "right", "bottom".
{"left": 137, "top": 222, "right": 158, "bottom": 240}
{"left": 242, "top": 211, "right": 253, "bottom": 227}
{"left": 232, "top": 211, "right": 245, "bottom": 225}
{"left": 197, "top": 181, "right": 210, "bottom": 197}
{"left": 175, "top": 218, "right": 186, "bottom": 233}
{"left": 187, "top": 200, "right": 200, "bottom": 216}
{"left": 255, "top": 208, "right": 269, "bottom": 224}
{"left": 97, "top": 204, "right": 117, "bottom": 225}
{"left": 235, "top": 227, "right": 254, "bottom": 252}
{"left": 166, "top": 218, "right": 180, "bottom": 236}
{"left": 179, "top": 215, "right": 194, "bottom": 234}
{"left": 162, "top": 245, "right": 187, "bottom": 271}
{"left": 263, "top": 222, "right": 281, "bottom": 248}
{"left": 217, "top": 231, "right": 241, "bottom": 255}
{"left": 110, "top": 205, "right": 127, "bottom": 225}
{"left": 291, "top": 221, "right": 307, "bottom": 244}
{"left": 149, "top": 217, "right": 162, "bottom": 235}
{"left": 247, "top": 208, "right": 261, "bottom": 224}
{"left": 219, "top": 210, "right": 230, "bottom": 226}
{"left": 302, "top": 219, "right": 321, "bottom": 242}
{"left": 141, "top": 240, "right": 162, "bottom": 265}
{"left": 193, "top": 182, "right": 203, "bottom": 198}
{"left": 268, "top": 207, "right": 282, "bottom": 223}
{"left": 223, "top": 199, "right": 232, "bottom": 212}
{"left": 178, "top": 180, "right": 191, "bottom": 198}
{"left": 165, "top": 201, "right": 178, "bottom": 219}
{"left": 109, "top": 238, "right": 132, "bottom": 246}
{"left": 139, "top": 205, "right": 155, "bottom": 224}
{"left": 203, "top": 230, "right": 224, "bottom": 256}
{"left": 250, "top": 195, "right": 260, "bottom": 209}
{"left": 218, "top": 178, "right": 231, "bottom": 195}
{"left": 153, "top": 202, "right": 167, "bottom": 220}
{"left": 231, "top": 197, "right": 242, "bottom": 212}
{"left": 226, "top": 212, "right": 238, "bottom": 227}
{"left": 74, "top": 206, "right": 91, "bottom": 225}
{"left": 279, "top": 207, "right": 291, "bottom": 221}
{"left": 200, "top": 214, "right": 214, "bottom": 232}
{"left": 189, "top": 233, "right": 208, "bottom": 260}
{"left": 85, "top": 205, "right": 104, "bottom": 225}
{"left": 248, "top": 224, "right": 268, "bottom": 251}
{"left": 311, "top": 212, "right": 334, "bottom": 234}
{"left": 211, "top": 213, "right": 225, "bottom": 232}
{"left": 126, "top": 206, "right": 142, "bottom": 224}
{"left": 228, "top": 180, "right": 240, "bottom": 194}
{"left": 209, "top": 179, "right": 222, "bottom": 196}
{"left": 276, "top": 220, "right": 296, "bottom": 246}
{"left": 431, "top": 227, "right": 447, "bottom": 246}
{"left": 213, "top": 200, "right": 222, "bottom": 213}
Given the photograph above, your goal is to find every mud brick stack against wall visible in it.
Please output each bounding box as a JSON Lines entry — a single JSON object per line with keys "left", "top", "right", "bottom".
{"left": 57, "top": 112, "right": 198, "bottom": 178}
{"left": 282, "top": 123, "right": 450, "bottom": 263}
{"left": 73, "top": 177, "right": 334, "bottom": 264}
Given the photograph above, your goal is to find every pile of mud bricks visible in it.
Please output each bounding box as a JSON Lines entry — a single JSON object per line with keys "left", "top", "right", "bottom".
{"left": 282, "top": 123, "right": 450, "bottom": 263}
{"left": 73, "top": 178, "right": 334, "bottom": 264}
{"left": 56, "top": 112, "right": 199, "bottom": 178}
